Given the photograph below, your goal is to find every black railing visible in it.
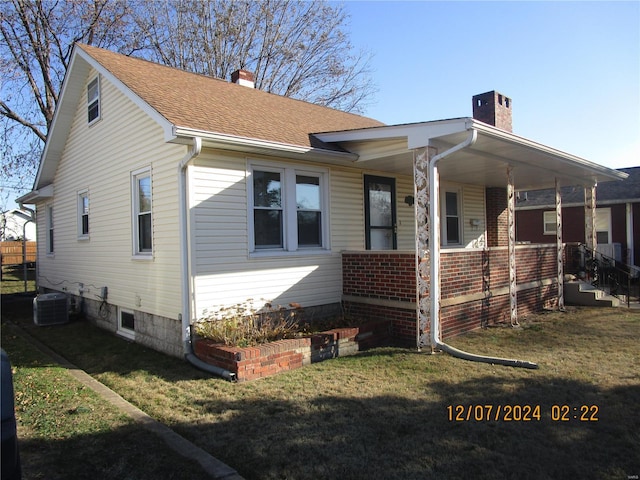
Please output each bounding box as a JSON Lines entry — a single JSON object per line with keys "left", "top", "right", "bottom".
{"left": 565, "top": 243, "right": 639, "bottom": 308}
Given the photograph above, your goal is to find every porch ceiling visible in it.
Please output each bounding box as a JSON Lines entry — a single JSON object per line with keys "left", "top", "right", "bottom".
{"left": 315, "top": 118, "right": 627, "bottom": 191}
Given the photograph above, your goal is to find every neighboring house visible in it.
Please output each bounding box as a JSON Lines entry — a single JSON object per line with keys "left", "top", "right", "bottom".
{"left": 516, "top": 167, "right": 640, "bottom": 271}
{"left": 18, "top": 44, "right": 625, "bottom": 362}
{"left": 1, "top": 209, "right": 36, "bottom": 241}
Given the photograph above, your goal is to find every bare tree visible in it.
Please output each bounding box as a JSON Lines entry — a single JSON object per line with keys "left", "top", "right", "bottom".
{"left": 133, "top": 0, "right": 376, "bottom": 113}
{"left": 1, "top": 0, "right": 375, "bottom": 204}
{"left": 1, "top": 0, "right": 141, "bottom": 204}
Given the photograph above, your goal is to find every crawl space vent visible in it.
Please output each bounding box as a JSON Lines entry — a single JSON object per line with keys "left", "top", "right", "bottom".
{"left": 33, "top": 293, "right": 69, "bottom": 326}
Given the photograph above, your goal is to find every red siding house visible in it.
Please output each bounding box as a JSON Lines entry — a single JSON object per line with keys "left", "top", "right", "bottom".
{"left": 516, "top": 167, "right": 639, "bottom": 273}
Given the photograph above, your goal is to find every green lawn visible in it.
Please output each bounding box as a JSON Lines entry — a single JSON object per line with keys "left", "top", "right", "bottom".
{"left": 2, "top": 293, "right": 639, "bottom": 479}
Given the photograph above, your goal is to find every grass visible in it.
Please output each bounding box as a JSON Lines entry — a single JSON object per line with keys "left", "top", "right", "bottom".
{"left": 2, "top": 290, "right": 639, "bottom": 480}
{"left": 1, "top": 264, "right": 36, "bottom": 294}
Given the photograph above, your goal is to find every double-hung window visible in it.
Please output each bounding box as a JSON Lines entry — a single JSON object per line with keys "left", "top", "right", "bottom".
{"left": 132, "top": 167, "right": 152, "bottom": 256}
{"left": 249, "top": 163, "right": 328, "bottom": 254}
{"left": 441, "top": 188, "right": 462, "bottom": 246}
{"left": 87, "top": 76, "right": 100, "bottom": 124}
{"left": 46, "top": 204, "right": 54, "bottom": 254}
{"left": 78, "top": 190, "right": 89, "bottom": 239}
{"left": 543, "top": 211, "right": 557, "bottom": 235}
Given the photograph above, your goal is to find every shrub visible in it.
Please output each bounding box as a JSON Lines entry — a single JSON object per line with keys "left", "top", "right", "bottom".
{"left": 194, "top": 299, "right": 303, "bottom": 347}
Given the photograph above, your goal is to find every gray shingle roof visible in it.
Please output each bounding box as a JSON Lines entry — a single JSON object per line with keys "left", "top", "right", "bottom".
{"left": 516, "top": 167, "right": 639, "bottom": 207}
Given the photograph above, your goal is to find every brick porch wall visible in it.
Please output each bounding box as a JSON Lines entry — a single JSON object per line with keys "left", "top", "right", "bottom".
{"left": 342, "top": 245, "right": 559, "bottom": 345}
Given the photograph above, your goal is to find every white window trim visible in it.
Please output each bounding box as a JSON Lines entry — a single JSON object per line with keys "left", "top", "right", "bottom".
{"left": 131, "top": 166, "right": 153, "bottom": 259}
{"left": 440, "top": 186, "right": 463, "bottom": 246}
{"left": 87, "top": 75, "right": 101, "bottom": 125}
{"left": 543, "top": 211, "right": 556, "bottom": 235}
{"left": 247, "top": 161, "right": 330, "bottom": 257}
{"left": 46, "top": 203, "right": 54, "bottom": 255}
{"left": 117, "top": 307, "right": 136, "bottom": 340}
{"left": 77, "top": 189, "right": 89, "bottom": 240}
{"left": 596, "top": 208, "right": 612, "bottom": 244}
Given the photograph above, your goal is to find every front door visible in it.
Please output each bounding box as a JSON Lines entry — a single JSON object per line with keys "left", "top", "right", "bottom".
{"left": 364, "top": 175, "right": 397, "bottom": 250}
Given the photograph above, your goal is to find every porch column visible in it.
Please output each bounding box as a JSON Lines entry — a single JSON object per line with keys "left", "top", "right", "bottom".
{"left": 413, "top": 146, "right": 435, "bottom": 350}
{"left": 507, "top": 166, "right": 518, "bottom": 325}
{"left": 584, "top": 184, "right": 597, "bottom": 253}
{"left": 556, "top": 178, "right": 565, "bottom": 310}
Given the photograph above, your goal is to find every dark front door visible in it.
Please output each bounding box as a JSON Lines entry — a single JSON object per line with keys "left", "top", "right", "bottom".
{"left": 364, "top": 175, "right": 397, "bottom": 250}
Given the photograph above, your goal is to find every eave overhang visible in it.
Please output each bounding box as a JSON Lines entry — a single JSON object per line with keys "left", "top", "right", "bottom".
{"left": 315, "top": 118, "right": 627, "bottom": 191}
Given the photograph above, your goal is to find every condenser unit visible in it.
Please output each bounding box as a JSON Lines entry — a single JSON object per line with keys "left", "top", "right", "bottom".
{"left": 33, "top": 293, "right": 69, "bottom": 326}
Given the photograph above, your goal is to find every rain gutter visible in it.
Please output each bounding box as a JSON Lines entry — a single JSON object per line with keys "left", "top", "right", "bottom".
{"left": 428, "top": 128, "right": 538, "bottom": 369}
{"left": 178, "top": 137, "right": 237, "bottom": 381}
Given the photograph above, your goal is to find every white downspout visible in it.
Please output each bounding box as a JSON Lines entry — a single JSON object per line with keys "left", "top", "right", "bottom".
{"left": 178, "top": 137, "right": 236, "bottom": 381}
{"left": 428, "top": 129, "right": 538, "bottom": 369}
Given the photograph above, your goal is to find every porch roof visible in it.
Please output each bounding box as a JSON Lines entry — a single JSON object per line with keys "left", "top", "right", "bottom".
{"left": 315, "top": 118, "right": 627, "bottom": 190}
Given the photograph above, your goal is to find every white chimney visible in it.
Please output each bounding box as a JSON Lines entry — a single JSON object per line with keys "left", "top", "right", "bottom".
{"left": 231, "top": 69, "right": 255, "bottom": 88}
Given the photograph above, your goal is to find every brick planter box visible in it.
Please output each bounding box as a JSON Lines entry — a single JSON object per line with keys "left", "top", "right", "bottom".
{"left": 194, "top": 319, "right": 391, "bottom": 382}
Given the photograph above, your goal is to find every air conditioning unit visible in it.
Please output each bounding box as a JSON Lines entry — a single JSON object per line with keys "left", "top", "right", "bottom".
{"left": 33, "top": 293, "right": 69, "bottom": 326}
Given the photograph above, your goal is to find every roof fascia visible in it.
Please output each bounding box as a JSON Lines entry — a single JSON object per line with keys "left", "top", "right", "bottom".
{"left": 16, "top": 184, "right": 54, "bottom": 205}
{"left": 314, "top": 118, "right": 470, "bottom": 148}
{"left": 469, "top": 120, "right": 628, "bottom": 183}
{"left": 33, "top": 48, "right": 85, "bottom": 189}
{"left": 173, "top": 127, "right": 359, "bottom": 162}
{"left": 32, "top": 46, "right": 176, "bottom": 192}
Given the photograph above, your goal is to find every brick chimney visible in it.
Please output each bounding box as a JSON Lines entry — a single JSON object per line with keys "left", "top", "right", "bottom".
{"left": 231, "top": 69, "right": 255, "bottom": 88}
{"left": 472, "top": 91, "right": 512, "bottom": 132}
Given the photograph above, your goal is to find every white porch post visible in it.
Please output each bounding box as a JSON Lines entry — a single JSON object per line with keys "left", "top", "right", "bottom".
{"left": 507, "top": 166, "right": 518, "bottom": 325}
{"left": 414, "top": 146, "right": 434, "bottom": 350}
{"left": 585, "top": 184, "right": 597, "bottom": 253}
{"left": 556, "top": 178, "right": 565, "bottom": 310}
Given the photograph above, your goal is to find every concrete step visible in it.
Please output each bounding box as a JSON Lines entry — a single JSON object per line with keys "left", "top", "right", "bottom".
{"left": 564, "top": 281, "right": 621, "bottom": 307}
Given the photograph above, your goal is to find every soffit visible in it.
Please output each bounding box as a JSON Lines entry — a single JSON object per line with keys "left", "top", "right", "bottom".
{"left": 318, "top": 119, "right": 626, "bottom": 191}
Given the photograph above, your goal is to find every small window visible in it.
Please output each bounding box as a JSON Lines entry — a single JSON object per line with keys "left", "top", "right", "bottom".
{"left": 46, "top": 204, "right": 54, "bottom": 254}
{"left": 132, "top": 167, "right": 152, "bottom": 256}
{"left": 87, "top": 76, "right": 100, "bottom": 124}
{"left": 118, "top": 308, "right": 135, "bottom": 340}
{"left": 78, "top": 190, "right": 89, "bottom": 239}
{"left": 441, "top": 189, "right": 461, "bottom": 246}
{"left": 595, "top": 208, "right": 611, "bottom": 244}
{"left": 543, "top": 211, "right": 556, "bottom": 235}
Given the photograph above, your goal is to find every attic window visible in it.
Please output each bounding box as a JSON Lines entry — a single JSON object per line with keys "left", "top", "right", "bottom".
{"left": 87, "top": 76, "right": 100, "bottom": 124}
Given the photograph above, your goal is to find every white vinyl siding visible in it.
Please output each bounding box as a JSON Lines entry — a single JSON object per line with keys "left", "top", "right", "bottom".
{"left": 189, "top": 157, "right": 422, "bottom": 318}
{"left": 34, "top": 68, "right": 184, "bottom": 320}
{"left": 462, "top": 184, "right": 486, "bottom": 248}
{"left": 440, "top": 182, "right": 486, "bottom": 248}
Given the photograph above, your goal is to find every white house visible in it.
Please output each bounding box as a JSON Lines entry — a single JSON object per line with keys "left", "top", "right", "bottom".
{"left": 1, "top": 209, "right": 36, "bottom": 241}
{"left": 18, "top": 44, "right": 624, "bottom": 370}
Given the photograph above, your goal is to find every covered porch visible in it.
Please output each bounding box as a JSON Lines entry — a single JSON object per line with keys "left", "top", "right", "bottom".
{"left": 318, "top": 116, "right": 626, "bottom": 355}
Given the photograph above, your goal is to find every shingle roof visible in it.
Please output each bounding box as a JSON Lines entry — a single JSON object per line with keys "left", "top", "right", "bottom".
{"left": 77, "top": 44, "right": 384, "bottom": 150}
{"left": 517, "top": 166, "right": 640, "bottom": 207}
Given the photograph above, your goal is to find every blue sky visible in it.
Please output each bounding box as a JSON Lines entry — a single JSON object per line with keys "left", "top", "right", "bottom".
{"left": 341, "top": 0, "right": 639, "bottom": 169}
